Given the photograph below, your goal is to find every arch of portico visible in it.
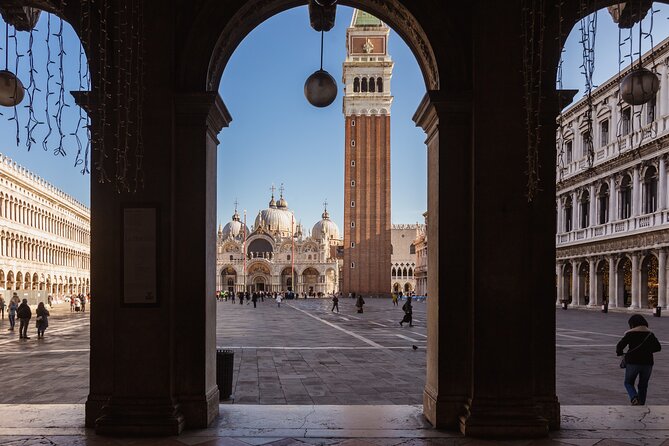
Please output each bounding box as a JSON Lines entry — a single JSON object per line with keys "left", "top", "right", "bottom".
{"left": 4, "top": 0, "right": 613, "bottom": 439}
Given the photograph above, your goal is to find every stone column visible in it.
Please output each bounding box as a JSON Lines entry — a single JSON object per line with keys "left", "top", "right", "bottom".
{"left": 659, "top": 249, "right": 667, "bottom": 309}
{"left": 556, "top": 263, "right": 563, "bottom": 304}
{"left": 556, "top": 198, "right": 563, "bottom": 234}
{"left": 588, "top": 258, "right": 597, "bottom": 306}
{"left": 414, "top": 91, "right": 472, "bottom": 430}
{"left": 571, "top": 260, "right": 580, "bottom": 305}
{"left": 589, "top": 184, "right": 596, "bottom": 228}
{"left": 631, "top": 253, "right": 640, "bottom": 309}
{"left": 571, "top": 190, "right": 578, "bottom": 230}
{"left": 633, "top": 167, "right": 641, "bottom": 217}
{"left": 609, "top": 176, "right": 616, "bottom": 222}
{"left": 610, "top": 256, "right": 620, "bottom": 308}
{"left": 659, "top": 158, "right": 666, "bottom": 212}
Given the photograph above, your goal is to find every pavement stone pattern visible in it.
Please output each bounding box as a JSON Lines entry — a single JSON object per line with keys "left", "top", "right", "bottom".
{"left": 0, "top": 299, "right": 669, "bottom": 405}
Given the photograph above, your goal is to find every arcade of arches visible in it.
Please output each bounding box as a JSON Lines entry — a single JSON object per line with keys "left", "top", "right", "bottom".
{"left": 5, "top": 0, "right": 622, "bottom": 440}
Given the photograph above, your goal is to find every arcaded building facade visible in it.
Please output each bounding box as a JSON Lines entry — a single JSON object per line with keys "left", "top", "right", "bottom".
{"left": 0, "top": 153, "right": 90, "bottom": 303}
{"left": 556, "top": 37, "right": 669, "bottom": 310}
{"left": 342, "top": 10, "right": 393, "bottom": 297}
{"left": 413, "top": 212, "right": 428, "bottom": 296}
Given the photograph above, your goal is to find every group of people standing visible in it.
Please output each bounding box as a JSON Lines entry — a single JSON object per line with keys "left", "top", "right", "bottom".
{"left": 0, "top": 292, "right": 49, "bottom": 339}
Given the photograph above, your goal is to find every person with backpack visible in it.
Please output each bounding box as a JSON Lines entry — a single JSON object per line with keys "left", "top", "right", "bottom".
{"left": 400, "top": 296, "right": 413, "bottom": 327}
{"left": 616, "top": 314, "right": 662, "bottom": 405}
{"left": 331, "top": 295, "right": 339, "bottom": 313}
{"left": 7, "top": 298, "right": 17, "bottom": 331}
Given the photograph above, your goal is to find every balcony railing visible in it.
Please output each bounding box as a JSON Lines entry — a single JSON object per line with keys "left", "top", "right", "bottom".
{"left": 556, "top": 210, "right": 669, "bottom": 246}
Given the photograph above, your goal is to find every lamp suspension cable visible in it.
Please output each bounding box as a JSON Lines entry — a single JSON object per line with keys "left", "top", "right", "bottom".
{"left": 4, "top": 22, "right": 8, "bottom": 70}
{"left": 320, "top": 30, "right": 324, "bottom": 70}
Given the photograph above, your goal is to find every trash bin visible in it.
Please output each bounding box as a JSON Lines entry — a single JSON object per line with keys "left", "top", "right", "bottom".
{"left": 216, "top": 349, "right": 234, "bottom": 400}
{"left": 602, "top": 301, "right": 608, "bottom": 313}
{"left": 654, "top": 306, "right": 662, "bottom": 317}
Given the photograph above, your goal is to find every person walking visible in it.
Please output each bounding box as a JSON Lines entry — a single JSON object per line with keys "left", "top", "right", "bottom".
{"left": 7, "top": 299, "right": 17, "bottom": 331}
{"left": 70, "top": 296, "right": 75, "bottom": 312}
{"left": 276, "top": 294, "right": 282, "bottom": 308}
{"left": 616, "top": 314, "right": 662, "bottom": 405}
{"left": 47, "top": 294, "right": 53, "bottom": 309}
{"left": 17, "top": 298, "right": 32, "bottom": 339}
{"left": 400, "top": 296, "right": 413, "bottom": 327}
{"left": 35, "top": 302, "right": 50, "bottom": 339}
{"left": 251, "top": 293, "right": 258, "bottom": 308}
{"left": 355, "top": 295, "right": 365, "bottom": 314}
{"left": 391, "top": 293, "right": 398, "bottom": 307}
{"left": 0, "top": 295, "right": 5, "bottom": 319}
{"left": 80, "top": 294, "right": 86, "bottom": 313}
{"left": 331, "top": 295, "right": 339, "bottom": 313}
{"left": 231, "top": 291, "right": 235, "bottom": 304}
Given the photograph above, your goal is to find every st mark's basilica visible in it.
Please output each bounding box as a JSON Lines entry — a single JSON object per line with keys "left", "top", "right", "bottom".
{"left": 216, "top": 188, "right": 342, "bottom": 295}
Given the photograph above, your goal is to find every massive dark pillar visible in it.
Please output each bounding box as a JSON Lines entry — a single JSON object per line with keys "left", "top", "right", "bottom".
{"left": 456, "top": 2, "right": 558, "bottom": 437}
{"left": 414, "top": 90, "right": 473, "bottom": 430}
{"left": 174, "top": 92, "right": 231, "bottom": 428}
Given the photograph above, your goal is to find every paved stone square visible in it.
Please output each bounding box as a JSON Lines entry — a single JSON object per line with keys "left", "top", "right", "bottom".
{"left": 1, "top": 299, "right": 669, "bottom": 406}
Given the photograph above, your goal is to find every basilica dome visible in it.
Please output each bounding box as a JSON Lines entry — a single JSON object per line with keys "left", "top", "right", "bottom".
{"left": 312, "top": 208, "right": 340, "bottom": 241}
{"left": 221, "top": 210, "right": 249, "bottom": 239}
{"left": 254, "top": 195, "right": 296, "bottom": 235}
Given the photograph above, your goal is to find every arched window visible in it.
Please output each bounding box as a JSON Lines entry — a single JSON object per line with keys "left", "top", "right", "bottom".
{"left": 643, "top": 166, "right": 658, "bottom": 214}
{"left": 408, "top": 268, "right": 413, "bottom": 277}
{"left": 620, "top": 175, "right": 632, "bottom": 219}
{"left": 409, "top": 243, "right": 416, "bottom": 254}
{"left": 377, "top": 77, "right": 383, "bottom": 92}
{"left": 361, "top": 77, "right": 368, "bottom": 92}
{"left": 580, "top": 191, "right": 590, "bottom": 229}
{"left": 353, "top": 77, "right": 360, "bottom": 93}
{"left": 564, "top": 196, "right": 573, "bottom": 232}
{"left": 369, "top": 77, "right": 375, "bottom": 92}
{"left": 598, "top": 183, "right": 609, "bottom": 225}
{"left": 391, "top": 267, "right": 396, "bottom": 277}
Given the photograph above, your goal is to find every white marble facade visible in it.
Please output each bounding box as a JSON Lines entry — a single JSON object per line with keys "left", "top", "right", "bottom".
{"left": 216, "top": 192, "right": 342, "bottom": 295}
{"left": 391, "top": 224, "right": 423, "bottom": 294}
{"left": 0, "top": 153, "right": 90, "bottom": 304}
{"left": 556, "top": 36, "right": 669, "bottom": 310}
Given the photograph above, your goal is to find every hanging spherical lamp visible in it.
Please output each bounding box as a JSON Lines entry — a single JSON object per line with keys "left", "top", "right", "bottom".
{"left": 305, "top": 69, "right": 337, "bottom": 107}
{"left": 304, "top": 29, "right": 337, "bottom": 108}
{"left": 0, "top": 70, "right": 25, "bottom": 107}
{"left": 620, "top": 67, "right": 659, "bottom": 106}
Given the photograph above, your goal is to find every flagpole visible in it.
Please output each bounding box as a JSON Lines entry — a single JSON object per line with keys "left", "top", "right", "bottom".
{"left": 243, "top": 209, "right": 247, "bottom": 293}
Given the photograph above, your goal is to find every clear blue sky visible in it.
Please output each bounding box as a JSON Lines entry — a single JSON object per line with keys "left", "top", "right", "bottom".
{"left": 2, "top": 4, "right": 669, "bottom": 229}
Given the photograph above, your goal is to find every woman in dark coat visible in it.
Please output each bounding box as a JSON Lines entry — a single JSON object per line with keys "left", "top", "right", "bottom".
{"left": 616, "top": 314, "right": 662, "bottom": 405}
{"left": 355, "top": 295, "right": 365, "bottom": 313}
{"left": 400, "top": 296, "right": 413, "bottom": 327}
{"left": 35, "top": 302, "right": 50, "bottom": 339}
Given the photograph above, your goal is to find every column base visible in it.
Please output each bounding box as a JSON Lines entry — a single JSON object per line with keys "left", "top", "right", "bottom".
{"left": 423, "top": 386, "right": 468, "bottom": 429}
{"left": 85, "top": 394, "right": 109, "bottom": 428}
{"left": 535, "top": 397, "right": 561, "bottom": 430}
{"left": 178, "top": 386, "right": 220, "bottom": 428}
{"left": 460, "top": 399, "right": 549, "bottom": 438}
{"left": 95, "top": 400, "right": 185, "bottom": 436}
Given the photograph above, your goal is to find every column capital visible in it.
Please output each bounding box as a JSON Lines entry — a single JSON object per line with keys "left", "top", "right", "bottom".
{"left": 174, "top": 92, "right": 232, "bottom": 136}
{"left": 413, "top": 89, "right": 472, "bottom": 137}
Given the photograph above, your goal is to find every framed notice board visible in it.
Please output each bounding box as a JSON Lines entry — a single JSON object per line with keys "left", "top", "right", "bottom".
{"left": 122, "top": 205, "right": 159, "bottom": 306}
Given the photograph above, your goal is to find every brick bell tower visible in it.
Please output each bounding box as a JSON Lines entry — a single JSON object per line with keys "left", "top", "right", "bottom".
{"left": 342, "top": 10, "right": 393, "bottom": 297}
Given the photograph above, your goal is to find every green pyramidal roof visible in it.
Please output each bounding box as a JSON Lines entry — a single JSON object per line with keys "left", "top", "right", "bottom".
{"left": 353, "top": 10, "right": 382, "bottom": 26}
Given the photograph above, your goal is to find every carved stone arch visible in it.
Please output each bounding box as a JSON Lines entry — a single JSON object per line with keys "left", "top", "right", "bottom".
{"left": 596, "top": 104, "right": 611, "bottom": 118}
{"left": 181, "top": 0, "right": 441, "bottom": 93}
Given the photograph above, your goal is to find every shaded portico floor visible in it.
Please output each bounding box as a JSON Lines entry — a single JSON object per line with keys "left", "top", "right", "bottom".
{"left": 1, "top": 404, "right": 669, "bottom": 444}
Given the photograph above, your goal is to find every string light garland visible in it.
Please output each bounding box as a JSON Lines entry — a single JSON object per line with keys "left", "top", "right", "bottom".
{"left": 0, "top": 0, "right": 146, "bottom": 191}
{"left": 578, "top": 0, "right": 596, "bottom": 169}
{"left": 521, "top": 0, "right": 546, "bottom": 202}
